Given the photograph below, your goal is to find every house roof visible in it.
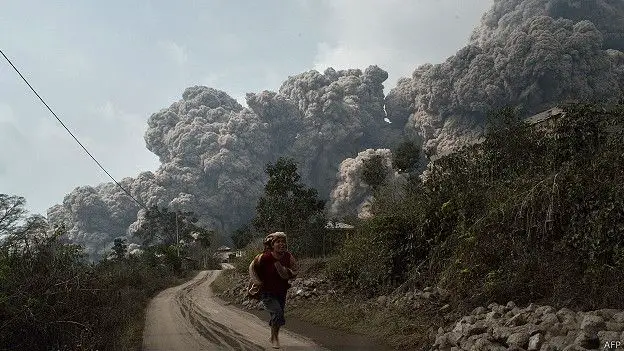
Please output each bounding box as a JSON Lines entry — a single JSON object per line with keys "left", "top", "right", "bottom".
{"left": 524, "top": 107, "right": 565, "bottom": 126}
{"left": 325, "top": 222, "right": 355, "bottom": 229}
{"left": 216, "top": 245, "right": 231, "bottom": 252}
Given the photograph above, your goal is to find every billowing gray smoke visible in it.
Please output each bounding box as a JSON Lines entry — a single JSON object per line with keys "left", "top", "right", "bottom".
{"left": 472, "top": 0, "right": 624, "bottom": 51}
{"left": 275, "top": 66, "right": 394, "bottom": 193}
{"left": 329, "top": 148, "right": 406, "bottom": 219}
{"left": 143, "top": 87, "right": 272, "bottom": 230}
{"left": 48, "top": 69, "right": 394, "bottom": 259}
{"left": 48, "top": 0, "right": 624, "bottom": 259}
{"left": 385, "top": 0, "right": 624, "bottom": 156}
{"left": 47, "top": 177, "right": 142, "bottom": 257}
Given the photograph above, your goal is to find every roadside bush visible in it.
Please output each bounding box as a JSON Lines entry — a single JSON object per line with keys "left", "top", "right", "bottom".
{"left": 326, "top": 226, "right": 390, "bottom": 295}
{"left": 326, "top": 215, "right": 424, "bottom": 295}
{"left": 0, "top": 229, "right": 96, "bottom": 351}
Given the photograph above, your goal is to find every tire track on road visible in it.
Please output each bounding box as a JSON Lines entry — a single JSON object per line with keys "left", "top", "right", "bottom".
{"left": 176, "top": 272, "right": 263, "bottom": 350}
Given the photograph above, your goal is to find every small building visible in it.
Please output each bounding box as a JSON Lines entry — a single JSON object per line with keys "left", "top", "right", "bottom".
{"left": 524, "top": 106, "right": 566, "bottom": 131}
{"left": 325, "top": 222, "right": 355, "bottom": 230}
{"left": 215, "top": 245, "right": 233, "bottom": 262}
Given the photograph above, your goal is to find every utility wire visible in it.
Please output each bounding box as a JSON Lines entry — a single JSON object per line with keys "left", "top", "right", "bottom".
{"left": 1, "top": 49, "right": 148, "bottom": 211}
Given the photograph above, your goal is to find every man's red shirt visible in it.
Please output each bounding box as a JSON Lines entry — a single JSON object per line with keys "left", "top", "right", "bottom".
{"left": 256, "top": 251, "right": 293, "bottom": 296}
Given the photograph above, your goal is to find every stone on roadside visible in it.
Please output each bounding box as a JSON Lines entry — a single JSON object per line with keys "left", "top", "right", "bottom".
{"left": 507, "top": 331, "right": 530, "bottom": 349}
{"left": 574, "top": 330, "right": 599, "bottom": 349}
{"left": 613, "top": 312, "right": 624, "bottom": 323}
{"left": 528, "top": 333, "right": 545, "bottom": 351}
{"left": 580, "top": 314, "right": 606, "bottom": 335}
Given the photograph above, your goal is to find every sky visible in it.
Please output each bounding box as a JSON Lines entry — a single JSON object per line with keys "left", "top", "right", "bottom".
{"left": 0, "top": 0, "right": 493, "bottom": 216}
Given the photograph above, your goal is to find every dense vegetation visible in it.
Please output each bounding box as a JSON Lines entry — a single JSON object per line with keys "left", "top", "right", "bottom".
{"left": 0, "top": 196, "right": 219, "bottom": 350}
{"left": 328, "top": 103, "right": 624, "bottom": 310}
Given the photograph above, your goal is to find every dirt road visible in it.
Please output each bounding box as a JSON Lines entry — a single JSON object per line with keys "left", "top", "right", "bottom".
{"left": 142, "top": 269, "right": 326, "bottom": 350}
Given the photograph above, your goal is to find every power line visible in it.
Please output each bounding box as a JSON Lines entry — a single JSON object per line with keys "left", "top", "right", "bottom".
{"left": 0, "top": 49, "right": 148, "bottom": 211}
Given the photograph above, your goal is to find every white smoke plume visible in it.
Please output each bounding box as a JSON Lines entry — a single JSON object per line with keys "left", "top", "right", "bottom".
{"left": 385, "top": 0, "right": 624, "bottom": 156}
{"left": 276, "top": 65, "right": 395, "bottom": 194}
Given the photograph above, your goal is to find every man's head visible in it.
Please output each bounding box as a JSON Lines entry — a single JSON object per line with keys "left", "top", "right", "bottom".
{"left": 264, "top": 231, "right": 287, "bottom": 253}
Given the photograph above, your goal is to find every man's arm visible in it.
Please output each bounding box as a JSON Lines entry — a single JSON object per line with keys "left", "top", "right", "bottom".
{"left": 274, "top": 261, "right": 290, "bottom": 279}
{"left": 249, "top": 254, "right": 263, "bottom": 285}
{"left": 274, "top": 253, "right": 298, "bottom": 280}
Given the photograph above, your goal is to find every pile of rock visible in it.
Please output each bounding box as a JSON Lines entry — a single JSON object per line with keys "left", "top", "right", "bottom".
{"left": 433, "top": 301, "right": 624, "bottom": 350}
{"left": 287, "top": 277, "right": 335, "bottom": 301}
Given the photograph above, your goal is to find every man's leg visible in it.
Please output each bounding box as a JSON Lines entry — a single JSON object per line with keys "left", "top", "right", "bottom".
{"left": 262, "top": 294, "right": 284, "bottom": 348}
{"left": 274, "top": 295, "right": 287, "bottom": 346}
{"left": 271, "top": 325, "right": 279, "bottom": 347}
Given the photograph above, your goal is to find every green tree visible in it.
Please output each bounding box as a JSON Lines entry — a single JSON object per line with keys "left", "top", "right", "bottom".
{"left": 252, "top": 157, "right": 326, "bottom": 256}
{"left": 361, "top": 154, "right": 389, "bottom": 190}
{"left": 392, "top": 140, "right": 421, "bottom": 173}
{"left": 111, "top": 237, "right": 128, "bottom": 260}
{"left": 0, "top": 194, "right": 27, "bottom": 237}
{"left": 0, "top": 198, "right": 92, "bottom": 350}
{"left": 132, "top": 206, "right": 219, "bottom": 271}
{"left": 133, "top": 206, "right": 203, "bottom": 247}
